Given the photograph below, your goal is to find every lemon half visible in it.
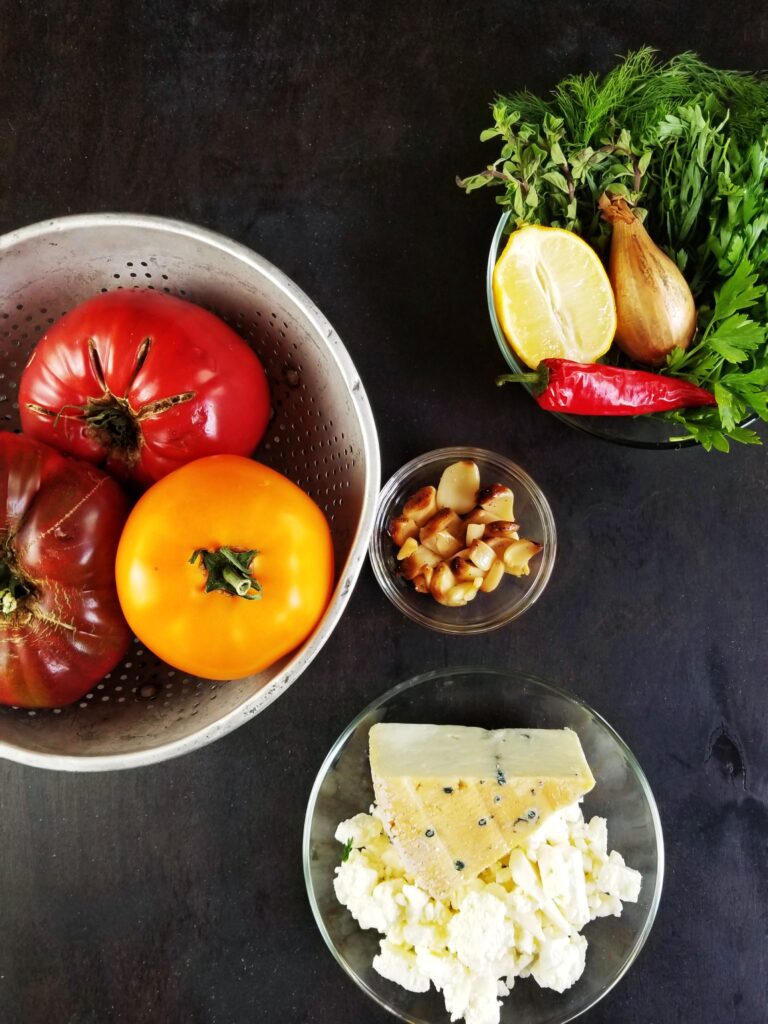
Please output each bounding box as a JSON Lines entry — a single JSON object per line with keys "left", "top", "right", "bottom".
{"left": 492, "top": 225, "right": 616, "bottom": 369}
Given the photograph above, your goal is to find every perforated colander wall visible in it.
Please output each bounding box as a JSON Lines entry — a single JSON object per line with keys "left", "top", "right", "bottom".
{"left": 0, "top": 216, "right": 377, "bottom": 765}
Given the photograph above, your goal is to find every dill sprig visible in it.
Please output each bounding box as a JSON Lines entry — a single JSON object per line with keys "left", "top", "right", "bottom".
{"left": 509, "top": 50, "right": 768, "bottom": 146}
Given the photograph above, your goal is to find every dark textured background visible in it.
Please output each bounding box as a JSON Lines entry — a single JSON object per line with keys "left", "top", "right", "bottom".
{"left": 1, "top": 2, "right": 767, "bottom": 1022}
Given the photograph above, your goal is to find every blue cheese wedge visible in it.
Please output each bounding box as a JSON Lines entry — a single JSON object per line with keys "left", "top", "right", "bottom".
{"left": 369, "top": 723, "right": 595, "bottom": 900}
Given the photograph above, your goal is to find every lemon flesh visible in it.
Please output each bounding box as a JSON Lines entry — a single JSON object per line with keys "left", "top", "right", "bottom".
{"left": 493, "top": 225, "right": 617, "bottom": 369}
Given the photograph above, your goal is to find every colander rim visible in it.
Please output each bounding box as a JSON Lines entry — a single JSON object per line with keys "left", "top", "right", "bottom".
{"left": 0, "top": 212, "right": 381, "bottom": 771}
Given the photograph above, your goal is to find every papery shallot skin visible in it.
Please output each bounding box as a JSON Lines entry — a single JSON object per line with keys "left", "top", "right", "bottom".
{"left": 0, "top": 432, "right": 131, "bottom": 708}
{"left": 600, "top": 193, "right": 697, "bottom": 367}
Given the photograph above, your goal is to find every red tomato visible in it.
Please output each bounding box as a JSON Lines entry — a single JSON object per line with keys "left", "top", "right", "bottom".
{"left": 0, "top": 433, "right": 131, "bottom": 708}
{"left": 19, "top": 290, "right": 270, "bottom": 487}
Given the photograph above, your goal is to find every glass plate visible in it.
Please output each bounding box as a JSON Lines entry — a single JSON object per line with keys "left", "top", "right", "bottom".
{"left": 304, "top": 667, "right": 664, "bottom": 1024}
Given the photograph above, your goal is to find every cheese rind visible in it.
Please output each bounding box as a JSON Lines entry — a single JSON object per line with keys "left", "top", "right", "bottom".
{"left": 369, "top": 723, "right": 595, "bottom": 899}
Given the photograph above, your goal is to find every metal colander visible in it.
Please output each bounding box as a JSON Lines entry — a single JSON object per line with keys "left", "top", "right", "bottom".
{"left": 0, "top": 213, "right": 379, "bottom": 771}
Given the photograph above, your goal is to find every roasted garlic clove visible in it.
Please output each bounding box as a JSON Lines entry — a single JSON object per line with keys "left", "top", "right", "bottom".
{"left": 449, "top": 556, "right": 485, "bottom": 582}
{"left": 465, "top": 522, "right": 485, "bottom": 546}
{"left": 480, "top": 559, "right": 505, "bottom": 593}
{"left": 388, "top": 515, "right": 419, "bottom": 548}
{"left": 423, "top": 531, "right": 463, "bottom": 558}
{"left": 400, "top": 544, "right": 442, "bottom": 580}
{"left": 420, "top": 508, "right": 463, "bottom": 541}
{"left": 420, "top": 509, "right": 464, "bottom": 556}
{"left": 403, "top": 486, "right": 438, "bottom": 526}
{"left": 502, "top": 539, "right": 543, "bottom": 576}
{"left": 464, "top": 506, "right": 498, "bottom": 527}
{"left": 430, "top": 561, "right": 457, "bottom": 603}
{"left": 436, "top": 460, "right": 481, "bottom": 515}
{"left": 484, "top": 520, "right": 520, "bottom": 539}
{"left": 486, "top": 537, "right": 513, "bottom": 558}
{"left": 468, "top": 539, "right": 495, "bottom": 572}
{"left": 444, "top": 581, "right": 480, "bottom": 606}
{"left": 477, "top": 484, "right": 515, "bottom": 523}
{"left": 396, "top": 537, "right": 418, "bottom": 560}
{"left": 412, "top": 573, "right": 430, "bottom": 594}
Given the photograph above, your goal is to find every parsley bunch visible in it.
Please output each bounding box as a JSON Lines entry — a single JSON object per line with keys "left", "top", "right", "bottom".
{"left": 460, "top": 50, "right": 768, "bottom": 450}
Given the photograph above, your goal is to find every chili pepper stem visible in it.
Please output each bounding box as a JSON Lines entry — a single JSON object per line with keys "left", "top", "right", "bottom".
{"left": 496, "top": 367, "right": 551, "bottom": 397}
{"left": 496, "top": 372, "right": 543, "bottom": 386}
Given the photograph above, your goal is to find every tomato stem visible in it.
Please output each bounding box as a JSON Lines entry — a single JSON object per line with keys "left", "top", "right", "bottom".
{"left": 189, "top": 546, "right": 262, "bottom": 600}
{"left": 221, "top": 567, "right": 252, "bottom": 597}
{"left": 0, "top": 556, "right": 32, "bottom": 616}
{"left": 28, "top": 395, "right": 144, "bottom": 454}
{"left": 84, "top": 396, "right": 142, "bottom": 452}
{"left": 25, "top": 357, "right": 196, "bottom": 463}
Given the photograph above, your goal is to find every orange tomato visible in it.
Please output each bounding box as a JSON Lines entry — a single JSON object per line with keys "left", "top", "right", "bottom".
{"left": 115, "top": 455, "right": 334, "bottom": 680}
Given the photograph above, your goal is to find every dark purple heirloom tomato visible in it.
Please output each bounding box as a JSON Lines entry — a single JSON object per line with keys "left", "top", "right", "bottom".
{"left": 0, "top": 433, "right": 131, "bottom": 707}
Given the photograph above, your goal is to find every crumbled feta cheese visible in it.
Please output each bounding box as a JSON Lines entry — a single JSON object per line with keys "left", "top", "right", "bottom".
{"left": 446, "top": 891, "right": 515, "bottom": 972}
{"left": 334, "top": 812, "right": 384, "bottom": 849}
{"left": 333, "top": 803, "right": 641, "bottom": 1024}
{"left": 462, "top": 972, "right": 502, "bottom": 1024}
{"left": 597, "top": 850, "right": 643, "bottom": 902}
{"left": 373, "top": 939, "right": 430, "bottom": 993}
{"left": 530, "top": 931, "right": 587, "bottom": 993}
{"left": 538, "top": 843, "right": 590, "bottom": 929}
{"left": 584, "top": 815, "right": 608, "bottom": 857}
{"left": 333, "top": 852, "right": 390, "bottom": 932}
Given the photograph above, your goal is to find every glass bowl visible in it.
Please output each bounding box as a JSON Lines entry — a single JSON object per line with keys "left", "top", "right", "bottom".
{"left": 487, "top": 211, "right": 699, "bottom": 450}
{"left": 303, "top": 667, "right": 664, "bottom": 1024}
{"left": 369, "top": 447, "right": 556, "bottom": 634}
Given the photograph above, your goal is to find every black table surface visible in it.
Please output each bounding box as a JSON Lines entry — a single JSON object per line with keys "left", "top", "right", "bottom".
{"left": 1, "top": 3, "right": 767, "bottom": 1022}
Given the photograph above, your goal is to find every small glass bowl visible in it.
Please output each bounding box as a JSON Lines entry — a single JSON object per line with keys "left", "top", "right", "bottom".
{"left": 369, "top": 447, "right": 556, "bottom": 634}
{"left": 303, "top": 667, "right": 664, "bottom": 1024}
{"left": 488, "top": 211, "right": 701, "bottom": 450}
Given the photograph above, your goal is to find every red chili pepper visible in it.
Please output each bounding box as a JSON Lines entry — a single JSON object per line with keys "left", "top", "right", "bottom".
{"left": 497, "top": 359, "right": 717, "bottom": 416}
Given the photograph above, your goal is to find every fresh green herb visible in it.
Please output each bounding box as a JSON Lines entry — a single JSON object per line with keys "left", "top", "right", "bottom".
{"left": 665, "top": 261, "right": 768, "bottom": 449}
{"left": 459, "top": 49, "right": 768, "bottom": 449}
{"left": 341, "top": 837, "right": 354, "bottom": 862}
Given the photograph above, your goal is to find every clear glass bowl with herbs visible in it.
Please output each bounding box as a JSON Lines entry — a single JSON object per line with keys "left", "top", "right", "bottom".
{"left": 470, "top": 49, "right": 768, "bottom": 452}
